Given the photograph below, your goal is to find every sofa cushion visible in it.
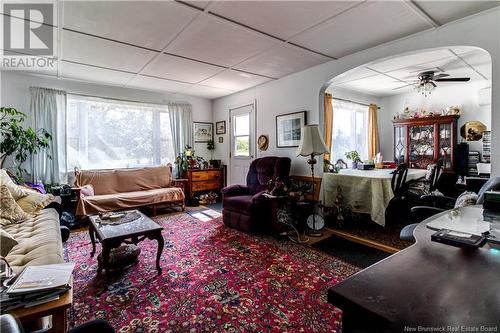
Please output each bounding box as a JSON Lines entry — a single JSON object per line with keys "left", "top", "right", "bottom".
{"left": 16, "top": 188, "right": 55, "bottom": 214}
{"left": 0, "top": 185, "right": 30, "bottom": 226}
{"left": 76, "top": 187, "right": 184, "bottom": 216}
{"left": 4, "top": 209, "right": 64, "bottom": 274}
{"left": 0, "top": 169, "right": 28, "bottom": 200}
{"left": 75, "top": 166, "right": 173, "bottom": 195}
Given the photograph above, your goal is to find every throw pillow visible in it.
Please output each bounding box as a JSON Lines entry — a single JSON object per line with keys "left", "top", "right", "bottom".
{"left": 0, "top": 229, "right": 18, "bottom": 257}
{"left": 0, "top": 185, "right": 30, "bottom": 226}
{"left": 16, "top": 188, "right": 55, "bottom": 214}
{"left": 0, "top": 169, "right": 28, "bottom": 200}
{"left": 80, "top": 184, "right": 94, "bottom": 197}
{"left": 454, "top": 191, "right": 478, "bottom": 209}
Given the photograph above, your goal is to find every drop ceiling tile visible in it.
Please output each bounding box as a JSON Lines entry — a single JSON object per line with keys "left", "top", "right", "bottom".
{"left": 200, "top": 70, "right": 272, "bottom": 91}
{"left": 209, "top": 1, "right": 362, "bottom": 40}
{"left": 178, "top": 85, "right": 235, "bottom": 99}
{"left": 337, "top": 74, "right": 411, "bottom": 95}
{"left": 290, "top": 1, "right": 432, "bottom": 59}
{"left": 62, "top": 31, "right": 156, "bottom": 73}
{"left": 142, "top": 54, "right": 224, "bottom": 83}
{"left": 329, "top": 67, "right": 377, "bottom": 85}
{"left": 165, "top": 14, "right": 278, "bottom": 67}
{"left": 370, "top": 49, "right": 453, "bottom": 73}
{"left": 183, "top": 1, "right": 211, "bottom": 10}
{"left": 127, "top": 75, "right": 193, "bottom": 93}
{"left": 61, "top": 61, "right": 135, "bottom": 86}
{"left": 414, "top": 1, "right": 500, "bottom": 25}
{"left": 63, "top": 1, "right": 197, "bottom": 50}
{"left": 234, "top": 44, "right": 330, "bottom": 78}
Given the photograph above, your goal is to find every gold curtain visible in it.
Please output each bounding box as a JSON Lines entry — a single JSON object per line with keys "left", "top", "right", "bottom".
{"left": 324, "top": 93, "right": 333, "bottom": 161}
{"left": 368, "top": 103, "right": 379, "bottom": 159}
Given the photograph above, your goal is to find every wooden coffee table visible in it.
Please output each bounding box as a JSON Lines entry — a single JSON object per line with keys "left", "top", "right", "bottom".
{"left": 88, "top": 210, "right": 164, "bottom": 275}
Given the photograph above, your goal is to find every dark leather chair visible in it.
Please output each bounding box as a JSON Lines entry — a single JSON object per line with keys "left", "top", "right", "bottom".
{"left": 222, "top": 157, "right": 291, "bottom": 233}
{"left": 385, "top": 163, "right": 409, "bottom": 227}
{"left": 400, "top": 176, "right": 500, "bottom": 242}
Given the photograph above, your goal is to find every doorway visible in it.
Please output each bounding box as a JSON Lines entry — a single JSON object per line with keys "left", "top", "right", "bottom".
{"left": 229, "top": 103, "right": 255, "bottom": 185}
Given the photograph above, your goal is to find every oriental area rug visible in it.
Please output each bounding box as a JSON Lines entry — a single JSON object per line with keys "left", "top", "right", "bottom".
{"left": 65, "top": 210, "right": 359, "bottom": 333}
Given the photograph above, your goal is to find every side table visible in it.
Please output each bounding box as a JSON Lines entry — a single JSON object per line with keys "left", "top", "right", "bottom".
{"left": 263, "top": 194, "right": 309, "bottom": 243}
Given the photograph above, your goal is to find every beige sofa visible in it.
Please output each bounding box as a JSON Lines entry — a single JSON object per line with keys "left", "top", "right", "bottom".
{"left": 75, "top": 166, "right": 186, "bottom": 216}
{"left": 4, "top": 208, "right": 64, "bottom": 274}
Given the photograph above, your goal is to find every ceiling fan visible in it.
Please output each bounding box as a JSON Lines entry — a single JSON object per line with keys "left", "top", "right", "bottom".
{"left": 393, "top": 70, "right": 471, "bottom": 96}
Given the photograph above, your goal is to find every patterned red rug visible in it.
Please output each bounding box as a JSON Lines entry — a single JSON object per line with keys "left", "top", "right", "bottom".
{"left": 65, "top": 211, "right": 359, "bottom": 332}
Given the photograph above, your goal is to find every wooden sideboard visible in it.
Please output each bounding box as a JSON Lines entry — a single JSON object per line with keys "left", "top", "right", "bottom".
{"left": 182, "top": 168, "right": 224, "bottom": 200}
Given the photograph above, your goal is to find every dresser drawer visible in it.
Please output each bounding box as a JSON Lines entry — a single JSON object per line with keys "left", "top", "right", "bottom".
{"left": 192, "top": 181, "right": 221, "bottom": 192}
{"left": 206, "top": 171, "right": 222, "bottom": 180}
{"left": 191, "top": 172, "right": 209, "bottom": 181}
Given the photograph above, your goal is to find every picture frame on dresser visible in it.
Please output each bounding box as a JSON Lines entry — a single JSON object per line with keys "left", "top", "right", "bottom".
{"left": 276, "top": 111, "right": 307, "bottom": 148}
{"left": 193, "top": 122, "right": 213, "bottom": 143}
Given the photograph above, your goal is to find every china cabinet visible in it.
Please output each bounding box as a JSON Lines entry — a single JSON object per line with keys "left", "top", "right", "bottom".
{"left": 392, "top": 115, "right": 459, "bottom": 171}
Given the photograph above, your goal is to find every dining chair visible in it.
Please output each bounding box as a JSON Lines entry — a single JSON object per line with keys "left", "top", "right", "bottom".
{"left": 385, "top": 163, "right": 410, "bottom": 227}
{"left": 407, "top": 160, "right": 444, "bottom": 199}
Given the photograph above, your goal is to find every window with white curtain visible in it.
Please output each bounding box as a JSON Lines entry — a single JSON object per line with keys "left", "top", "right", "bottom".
{"left": 330, "top": 99, "right": 369, "bottom": 163}
{"left": 66, "top": 95, "right": 175, "bottom": 170}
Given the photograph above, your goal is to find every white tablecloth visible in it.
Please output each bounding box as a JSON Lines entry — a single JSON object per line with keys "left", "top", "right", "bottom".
{"left": 323, "top": 168, "right": 427, "bottom": 226}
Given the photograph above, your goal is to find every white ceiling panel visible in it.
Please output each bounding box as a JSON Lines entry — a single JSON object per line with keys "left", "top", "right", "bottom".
{"left": 62, "top": 31, "right": 156, "bottom": 73}
{"left": 414, "top": 1, "right": 500, "bottom": 25}
{"left": 178, "top": 85, "right": 236, "bottom": 99}
{"left": 142, "top": 53, "right": 224, "bottom": 83}
{"left": 127, "top": 75, "right": 193, "bottom": 93}
{"left": 61, "top": 61, "right": 134, "bottom": 86}
{"left": 200, "top": 69, "right": 272, "bottom": 91}
{"left": 234, "top": 44, "right": 330, "bottom": 78}
{"left": 329, "top": 67, "right": 377, "bottom": 85}
{"left": 369, "top": 49, "right": 453, "bottom": 73}
{"left": 183, "top": 1, "right": 212, "bottom": 10}
{"left": 165, "top": 14, "right": 278, "bottom": 67}
{"left": 209, "top": 1, "right": 362, "bottom": 40}
{"left": 337, "top": 74, "right": 408, "bottom": 95}
{"left": 63, "top": 1, "right": 198, "bottom": 50}
{"left": 290, "top": 1, "right": 432, "bottom": 58}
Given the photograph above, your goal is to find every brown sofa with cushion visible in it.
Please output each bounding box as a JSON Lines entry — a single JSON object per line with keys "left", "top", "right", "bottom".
{"left": 75, "top": 166, "right": 185, "bottom": 216}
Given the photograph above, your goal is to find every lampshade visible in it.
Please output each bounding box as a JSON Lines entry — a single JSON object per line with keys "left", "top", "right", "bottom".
{"left": 297, "top": 124, "right": 329, "bottom": 157}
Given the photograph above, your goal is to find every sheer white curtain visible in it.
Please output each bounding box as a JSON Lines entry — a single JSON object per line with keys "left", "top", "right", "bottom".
{"left": 331, "top": 99, "right": 369, "bottom": 163}
{"left": 168, "top": 103, "right": 193, "bottom": 158}
{"left": 30, "top": 87, "right": 67, "bottom": 184}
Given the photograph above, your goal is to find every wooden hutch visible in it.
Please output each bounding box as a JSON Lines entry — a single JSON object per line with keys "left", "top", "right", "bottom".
{"left": 392, "top": 115, "right": 459, "bottom": 171}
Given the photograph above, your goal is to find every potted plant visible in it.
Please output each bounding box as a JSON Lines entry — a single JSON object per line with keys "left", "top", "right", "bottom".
{"left": 345, "top": 151, "right": 361, "bottom": 169}
{"left": 0, "top": 107, "right": 52, "bottom": 177}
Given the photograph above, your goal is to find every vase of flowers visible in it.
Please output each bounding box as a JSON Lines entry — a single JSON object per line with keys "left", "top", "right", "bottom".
{"left": 345, "top": 151, "right": 361, "bottom": 169}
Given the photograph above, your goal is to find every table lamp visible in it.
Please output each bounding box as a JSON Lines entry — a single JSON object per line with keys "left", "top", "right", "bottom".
{"left": 297, "top": 124, "right": 329, "bottom": 236}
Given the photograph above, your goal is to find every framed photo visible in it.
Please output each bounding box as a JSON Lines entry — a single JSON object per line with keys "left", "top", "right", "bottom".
{"left": 216, "top": 121, "right": 226, "bottom": 135}
{"left": 276, "top": 111, "right": 307, "bottom": 148}
{"left": 193, "top": 122, "right": 213, "bottom": 143}
{"left": 218, "top": 137, "right": 223, "bottom": 143}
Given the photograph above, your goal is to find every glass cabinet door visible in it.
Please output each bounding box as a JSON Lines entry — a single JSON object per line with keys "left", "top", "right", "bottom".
{"left": 439, "top": 123, "right": 452, "bottom": 169}
{"left": 408, "top": 125, "right": 434, "bottom": 168}
{"left": 394, "top": 126, "right": 406, "bottom": 164}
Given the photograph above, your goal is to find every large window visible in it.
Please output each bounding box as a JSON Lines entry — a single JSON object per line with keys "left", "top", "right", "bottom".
{"left": 66, "top": 95, "right": 175, "bottom": 170}
{"left": 330, "top": 99, "right": 369, "bottom": 163}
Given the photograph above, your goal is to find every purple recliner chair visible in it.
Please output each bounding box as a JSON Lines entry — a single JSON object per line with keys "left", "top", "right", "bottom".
{"left": 222, "top": 156, "right": 291, "bottom": 233}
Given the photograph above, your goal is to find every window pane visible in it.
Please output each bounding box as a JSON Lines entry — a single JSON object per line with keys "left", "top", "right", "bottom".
{"left": 67, "top": 96, "right": 174, "bottom": 170}
{"left": 235, "top": 136, "right": 250, "bottom": 156}
{"left": 234, "top": 114, "right": 249, "bottom": 136}
{"left": 330, "top": 100, "right": 369, "bottom": 162}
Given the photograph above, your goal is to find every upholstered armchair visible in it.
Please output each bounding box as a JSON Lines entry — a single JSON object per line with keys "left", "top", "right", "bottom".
{"left": 222, "top": 157, "right": 291, "bottom": 233}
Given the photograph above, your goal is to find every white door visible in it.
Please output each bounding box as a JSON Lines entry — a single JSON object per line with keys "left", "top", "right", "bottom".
{"left": 229, "top": 104, "right": 255, "bottom": 185}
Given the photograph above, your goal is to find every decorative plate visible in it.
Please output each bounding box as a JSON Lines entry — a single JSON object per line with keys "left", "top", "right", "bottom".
{"left": 258, "top": 135, "right": 269, "bottom": 151}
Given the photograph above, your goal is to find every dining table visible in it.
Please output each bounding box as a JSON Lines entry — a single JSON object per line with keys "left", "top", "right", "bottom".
{"left": 323, "top": 168, "right": 427, "bottom": 226}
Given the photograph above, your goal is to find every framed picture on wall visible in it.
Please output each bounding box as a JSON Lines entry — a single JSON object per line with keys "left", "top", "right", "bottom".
{"left": 193, "top": 122, "right": 213, "bottom": 143}
{"left": 216, "top": 121, "right": 226, "bottom": 135}
{"left": 276, "top": 111, "right": 307, "bottom": 148}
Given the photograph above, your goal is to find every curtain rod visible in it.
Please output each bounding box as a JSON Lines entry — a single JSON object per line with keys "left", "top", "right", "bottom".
{"left": 332, "top": 96, "right": 380, "bottom": 109}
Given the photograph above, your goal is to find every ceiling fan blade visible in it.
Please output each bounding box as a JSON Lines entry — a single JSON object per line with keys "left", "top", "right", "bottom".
{"left": 392, "top": 84, "right": 414, "bottom": 90}
{"left": 433, "top": 73, "right": 450, "bottom": 79}
{"left": 435, "top": 77, "right": 470, "bottom": 82}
